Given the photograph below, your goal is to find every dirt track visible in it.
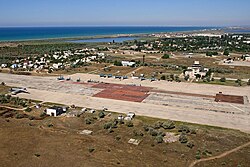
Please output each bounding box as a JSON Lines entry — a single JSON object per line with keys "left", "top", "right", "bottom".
{"left": 189, "top": 141, "right": 250, "bottom": 167}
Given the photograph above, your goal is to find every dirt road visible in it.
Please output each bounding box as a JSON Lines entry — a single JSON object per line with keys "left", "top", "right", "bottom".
{"left": 189, "top": 141, "right": 250, "bottom": 167}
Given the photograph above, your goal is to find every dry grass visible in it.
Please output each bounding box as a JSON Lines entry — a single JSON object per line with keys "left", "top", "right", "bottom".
{"left": 0, "top": 109, "right": 249, "bottom": 167}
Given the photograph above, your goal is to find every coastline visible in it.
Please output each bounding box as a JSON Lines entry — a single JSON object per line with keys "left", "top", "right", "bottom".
{"left": 0, "top": 26, "right": 220, "bottom": 43}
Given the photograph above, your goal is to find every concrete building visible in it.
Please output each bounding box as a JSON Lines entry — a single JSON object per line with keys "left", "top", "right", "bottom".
{"left": 46, "top": 106, "right": 64, "bottom": 117}
{"left": 121, "top": 61, "right": 136, "bottom": 67}
{"left": 185, "top": 61, "right": 209, "bottom": 78}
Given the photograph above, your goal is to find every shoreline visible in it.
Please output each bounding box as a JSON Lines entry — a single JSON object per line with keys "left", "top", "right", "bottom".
{"left": 0, "top": 27, "right": 221, "bottom": 43}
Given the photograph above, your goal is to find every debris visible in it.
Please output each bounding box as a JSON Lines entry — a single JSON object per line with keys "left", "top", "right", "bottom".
{"left": 128, "top": 138, "right": 141, "bottom": 145}
{"left": 78, "top": 130, "right": 93, "bottom": 135}
{"left": 163, "top": 132, "right": 179, "bottom": 143}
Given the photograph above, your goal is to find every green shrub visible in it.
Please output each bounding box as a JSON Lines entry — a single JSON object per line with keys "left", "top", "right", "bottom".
{"left": 220, "top": 77, "right": 226, "bottom": 82}
{"left": 162, "top": 121, "right": 175, "bottom": 129}
{"left": 28, "top": 116, "right": 35, "bottom": 120}
{"left": 115, "top": 136, "right": 121, "bottom": 141}
{"left": 133, "top": 130, "right": 144, "bottom": 137}
{"left": 149, "top": 128, "right": 158, "bottom": 136}
{"left": 187, "top": 141, "right": 195, "bottom": 148}
{"left": 195, "top": 150, "right": 201, "bottom": 159}
{"left": 153, "top": 121, "right": 163, "bottom": 129}
{"left": 40, "top": 112, "right": 47, "bottom": 117}
{"left": 98, "top": 111, "right": 105, "bottom": 118}
{"left": 88, "top": 147, "right": 95, "bottom": 153}
{"left": 47, "top": 124, "right": 53, "bottom": 127}
{"left": 126, "top": 121, "right": 134, "bottom": 127}
{"left": 85, "top": 118, "right": 92, "bottom": 125}
{"left": 25, "top": 107, "right": 32, "bottom": 112}
{"left": 103, "top": 122, "right": 113, "bottom": 129}
{"left": 108, "top": 127, "right": 114, "bottom": 133}
{"left": 162, "top": 54, "right": 170, "bottom": 59}
{"left": 155, "top": 135, "right": 164, "bottom": 143}
{"left": 178, "top": 125, "right": 190, "bottom": 133}
{"left": 179, "top": 134, "right": 188, "bottom": 143}
{"left": 15, "top": 114, "right": 25, "bottom": 119}
{"left": 143, "top": 124, "right": 150, "bottom": 131}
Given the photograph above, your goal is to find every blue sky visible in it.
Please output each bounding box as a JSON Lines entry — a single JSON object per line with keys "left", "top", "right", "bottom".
{"left": 0, "top": 0, "right": 249, "bottom": 27}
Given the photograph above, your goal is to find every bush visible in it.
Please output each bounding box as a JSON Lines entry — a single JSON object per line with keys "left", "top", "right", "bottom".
{"left": 133, "top": 130, "right": 144, "bottom": 137}
{"left": 155, "top": 135, "right": 164, "bottom": 143}
{"left": 178, "top": 125, "right": 190, "bottom": 133}
{"left": 108, "top": 127, "right": 114, "bottom": 133}
{"left": 143, "top": 124, "right": 150, "bottom": 131}
{"left": 187, "top": 141, "right": 195, "bottom": 148}
{"left": 153, "top": 121, "right": 163, "bottom": 129}
{"left": 40, "top": 112, "right": 47, "bottom": 117}
{"left": 88, "top": 147, "right": 95, "bottom": 153}
{"left": 15, "top": 114, "right": 25, "bottom": 119}
{"left": 179, "top": 134, "right": 188, "bottom": 143}
{"left": 190, "top": 129, "right": 197, "bottom": 134}
{"left": 149, "top": 128, "right": 158, "bottom": 136}
{"left": 247, "top": 79, "right": 250, "bottom": 86}
{"left": 195, "top": 153, "right": 201, "bottom": 160}
{"left": 220, "top": 77, "right": 226, "bottom": 82}
{"left": 162, "top": 121, "right": 175, "bottom": 129}
{"left": 115, "top": 136, "right": 121, "bottom": 141}
{"left": 28, "top": 116, "right": 35, "bottom": 120}
{"left": 162, "top": 54, "right": 170, "bottom": 59}
{"left": 103, "top": 122, "right": 113, "bottom": 129}
{"left": 223, "top": 49, "right": 230, "bottom": 56}
{"left": 25, "top": 107, "right": 32, "bottom": 112}
{"left": 235, "top": 79, "right": 242, "bottom": 86}
{"left": 126, "top": 121, "right": 134, "bottom": 127}
{"left": 114, "top": 60, "right": 122, "bottom": 66}
{"left": 47, "top": 124, "right": 53, "bottom": 127}
{"left": 85, "top": 118, "right": 92, "bottom": 125}
{"left": 160, "top": 75, "right": 166, "bottom": 80}
{"left": 98, "top": 111, "right": 105, "bottom": 118}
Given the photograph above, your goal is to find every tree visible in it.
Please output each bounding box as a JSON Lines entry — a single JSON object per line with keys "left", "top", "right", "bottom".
{"left": 162, "top": 121, "right": 175, "bottom": 129}
{"left": 179, "top": 134, "right": 188, "bottom": 143}
{"left": 220, "top": 77, "right": 226, "bottom": 82}
{"left": 85, "top": 118, "right": 92, "bottom": 125}
{"left": 162, "top": 54, "right": 170, "bottom": 59}
{"left": 195, "top": 74, "right": 201, "bottom": 79}
{"left": 155, "top": 135, "right": 164, "bottom": 143}
{"left": 223, "top": 49, "right": 230, "bottom": 56}
{"left": 235, "top": 79, "right": 242, "bottom": 86}
{"left": 98, "top": 111, "right": 105, "bottom": 118}
{"left": 126, "top": 121, "right": 134, "bottom": 127}
{"left": 114, "top": 60, "right": 122, "bottom": 66}
{"left": 247, "top": 79, "right": 250, "bottom": 86}
{"left": 184, "top": 75, "right": 190, "bottom": 81}
{"left": 160, "top": 75, "right": 166, "bottom": 80}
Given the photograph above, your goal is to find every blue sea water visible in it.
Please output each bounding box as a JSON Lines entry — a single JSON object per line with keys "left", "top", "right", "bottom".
{"left": 0, "top": 26, "right": 214, "bottom": 41}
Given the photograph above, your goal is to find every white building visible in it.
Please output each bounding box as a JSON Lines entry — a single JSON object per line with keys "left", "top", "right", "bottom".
{"left": 46, "top": 106, "right": 64, "bottom": 117}
{"left": 185, "top": 61, "right": 209, "bottom": 78}
{"left": 121, "top": 61, "right": 136, "bottom": 67}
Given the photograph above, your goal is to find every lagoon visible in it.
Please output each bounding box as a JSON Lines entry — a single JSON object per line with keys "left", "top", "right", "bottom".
{"left": 67, "top": 37, "right": 138, "bottom": 43}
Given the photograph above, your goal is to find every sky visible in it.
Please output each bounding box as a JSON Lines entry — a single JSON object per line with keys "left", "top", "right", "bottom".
{"left": 0, "top": 0, "right": 250, "bottom": 27}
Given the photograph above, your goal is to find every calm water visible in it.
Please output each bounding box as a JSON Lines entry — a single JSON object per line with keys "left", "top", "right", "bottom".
{"left": 0, "top": 26, "right": 214, "bottom": 41}
{"left": 67, "top": 37, "right": 138, "bottom": 43}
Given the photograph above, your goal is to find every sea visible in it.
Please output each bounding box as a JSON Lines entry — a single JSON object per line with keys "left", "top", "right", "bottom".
{"left": 0, "top": 26, "right": 215, "bottom": 42}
